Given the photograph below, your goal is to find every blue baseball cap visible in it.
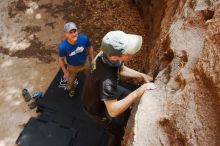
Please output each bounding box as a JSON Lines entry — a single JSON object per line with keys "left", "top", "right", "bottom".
{"left": 101, "top": 31, "right": 143, "bottom": 56}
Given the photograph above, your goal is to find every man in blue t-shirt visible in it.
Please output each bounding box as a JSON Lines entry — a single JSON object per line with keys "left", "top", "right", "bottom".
{"left": 58, "top": 22, "right": 94, "bottom": 97}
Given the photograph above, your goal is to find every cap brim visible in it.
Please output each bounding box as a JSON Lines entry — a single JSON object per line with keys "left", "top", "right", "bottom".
{"left": 123, "top": 34, "right": 142, "bottom": 55}
{"left": 67, "top": 27, "right": 77, "bottom": 32}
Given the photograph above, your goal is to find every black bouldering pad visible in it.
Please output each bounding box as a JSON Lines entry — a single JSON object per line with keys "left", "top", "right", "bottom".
{"left": 16, "top": 118, "right": 77, "bottom": 146}
{"left": 16, "top": 69, "right": 109, "bottom": 146}
{"left": 16, "top": 69, "right": 138, "bottom": 146}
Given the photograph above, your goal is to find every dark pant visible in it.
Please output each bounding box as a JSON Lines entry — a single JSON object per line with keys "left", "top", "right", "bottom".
{"left": 83, "top": 85, "right": 132, "bottom": 146}
{"left": 103, "top": 85, "right": 132, "bottom": 146}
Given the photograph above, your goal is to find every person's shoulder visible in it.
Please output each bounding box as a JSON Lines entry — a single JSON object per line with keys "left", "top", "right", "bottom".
{"left": 59, "top": 39, "right": 68, "bottom": 49}
{"left": 78, "top": 34, "right": 89, "bottom": 40}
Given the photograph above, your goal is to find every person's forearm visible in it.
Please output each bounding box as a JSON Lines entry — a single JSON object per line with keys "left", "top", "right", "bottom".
{"left": 104, "top": 83, "right": 155, "bottom": 117}
{"left": 58, "top": 57, "right": 67, "bottom": 73}
{"left": 88, "top": 46, "right": 94, "bottom": 63}
{"left": 104, "top": 89, "right": 140, "bottom": 117}
{"left": 120, "top": 65, "right": 143, "bottom": 79}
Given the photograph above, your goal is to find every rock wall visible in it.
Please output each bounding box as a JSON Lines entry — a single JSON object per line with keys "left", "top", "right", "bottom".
{"left": 124, "top": 0, "right": 220, "bottom": 145}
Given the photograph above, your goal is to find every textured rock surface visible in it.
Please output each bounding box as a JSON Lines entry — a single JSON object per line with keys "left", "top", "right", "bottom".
{"left": 124, "top": 0, "right": 220, "bottom": 146}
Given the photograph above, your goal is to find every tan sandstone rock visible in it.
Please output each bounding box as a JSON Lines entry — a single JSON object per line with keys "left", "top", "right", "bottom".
{"left": 124, "top": 0, "right": 220, "bottom": 145}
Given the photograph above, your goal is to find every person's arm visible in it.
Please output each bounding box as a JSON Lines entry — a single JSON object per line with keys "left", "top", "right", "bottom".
{"left": 104, "top": 83, "right": 156, "bottom": 117}
{"left": 120, "top": 65, "right": 153, "bottom": 83}
{"left": 87, "top": 46, "right": 94, "bottom": 63}
{"left": 58, "top": 56, "right": 69, "bottom": 78}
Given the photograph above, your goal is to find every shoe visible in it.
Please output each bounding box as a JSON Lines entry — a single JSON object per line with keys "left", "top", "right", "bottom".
{"left": 69, "top": 90, "right": 75, "bottom": 97}
{"left": 22, "top": 88, "right": 32, "bottom": 102}
{"left": 28, "top": 99, "right": 38, "bottom": 109}
{"left": 32, "top": 90, "right": 43, "bottom": 99}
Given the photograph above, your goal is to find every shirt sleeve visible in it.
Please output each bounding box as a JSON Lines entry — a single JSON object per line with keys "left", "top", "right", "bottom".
{"left": 101, "top": 78, "right": 122, "bottom": 101}
{"left": 58, "top": 43, "right": 66, "bottom": 57}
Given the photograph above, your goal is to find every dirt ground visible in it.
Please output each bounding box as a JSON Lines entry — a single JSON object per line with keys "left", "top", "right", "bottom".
{"left": 0, "top": 0, "right": 147, "bottom": 145}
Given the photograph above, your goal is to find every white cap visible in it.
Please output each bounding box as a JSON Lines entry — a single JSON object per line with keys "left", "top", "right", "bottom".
{"left": 101, "top": 31, "right": 142, "bottom": 56}
{"left": 64, "top": 22, "right": 77, "bottom": 32}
